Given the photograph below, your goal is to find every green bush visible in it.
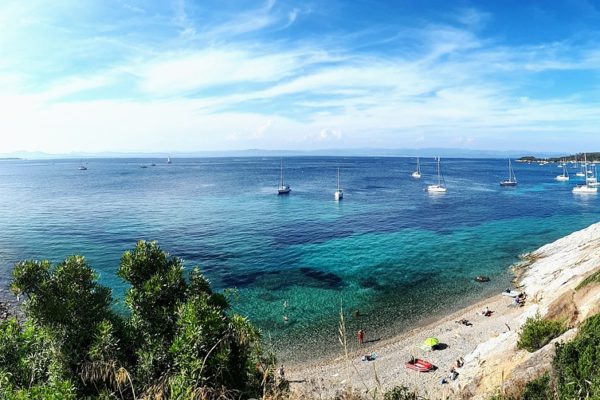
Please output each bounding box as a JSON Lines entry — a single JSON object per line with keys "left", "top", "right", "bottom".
{"left": 576, "top": 269, "right": 600, "bottom": 290}
{"left": 383, "top": 386, "right": 421, "bottom": 400}
{"left": 3, "top": 241, "right": 276, "bottom": 399}
{"left": 517, "top": 313, "right": 566, "bottom": 352}
{"left": 520, "top": 373, "right": 553, "bottom": 400}
{"left": 554, "top": 313, "right": 600, "bottom": 399}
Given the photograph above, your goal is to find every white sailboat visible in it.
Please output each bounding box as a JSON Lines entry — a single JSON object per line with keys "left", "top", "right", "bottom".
{"left": 167, "top": 156, "right": 172, "bottom": 164}
{"left": 334, "top": 167, "right": 343, "bottom": 201}
{"left": 427, "top": 157, "right": 447, "bottom": 193}
{"left": 411, "top": 157, "right": 422, "bottom": 179}
{"left": 588, "top": 165, "right": 599, "bottom": 187}
{"left": 277, "top": 160, "right": 291, "bottom": 195}
{"left": 555, "top": 163, "right": 569, "bottom": 181}
{"left": 576, "top": 154, "right": 586, "bottom": 177}
{"left": 573, "top": 153, "right": 597, "bottom": 194}
{"left": 500, "top": 158, "right": 517, "bottom": 186}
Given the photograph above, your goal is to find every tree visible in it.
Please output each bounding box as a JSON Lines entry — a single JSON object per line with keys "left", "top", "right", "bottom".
{"left": 2, "top": 241, "right": 275, "bottom": 399}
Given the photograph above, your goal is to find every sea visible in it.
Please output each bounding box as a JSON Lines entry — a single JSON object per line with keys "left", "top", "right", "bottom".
{"left": 0, "top": 157, "right": 598, "bottom": 362}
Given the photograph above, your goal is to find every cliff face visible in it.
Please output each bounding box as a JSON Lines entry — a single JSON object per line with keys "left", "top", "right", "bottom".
{"left": 460, "top": 222, "right": 600, "bottom": 399}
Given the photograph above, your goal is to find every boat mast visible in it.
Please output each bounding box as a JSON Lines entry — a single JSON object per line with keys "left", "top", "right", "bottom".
{"left": 585, "top": 153, "right": 589, "bottom": 185}
{"left": 511, "top": 159, "right": 516, "bottom": 182}
{"left": 337, "top": 167, "right": 340, "bottom": 191}
{"left": 280, "top": 160, "right": 284, "bottom": 187}
{"left": 437, "top": 158, "right": 442, "bottom": 186}
{"left": 417, "top": 157, "right": 420, "bottom": 173}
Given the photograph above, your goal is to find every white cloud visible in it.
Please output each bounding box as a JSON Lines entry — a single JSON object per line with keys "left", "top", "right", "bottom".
{"left": 4, "top": 2, "right": 600, "bottom": 153}
{"left": 136, "top": 49, "right": 300, "bottom": 95}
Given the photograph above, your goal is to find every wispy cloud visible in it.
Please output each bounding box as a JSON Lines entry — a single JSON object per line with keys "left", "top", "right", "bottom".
{"left": 3, "top": 1, "right": 600, "bottom": 152}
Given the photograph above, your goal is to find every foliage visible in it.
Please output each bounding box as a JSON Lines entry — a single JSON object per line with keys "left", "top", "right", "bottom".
{"left": 0, "top": 379, "right": 77, "bottom": 400}
{"left": 520, "top": 373, "right": 553, "bottom": 400}
{"left": 383, "top": 386, "right": 421, "bottom": 400}
{"left": 576, "top": 269, "right": 600, "bottom": 290}
{"left": 2, "top": 241, "right": 274, "bottom": 399}
{"left": 554, "top": 313, "right": 600, "bottom": 399}
{"left": 517, "top": 313, "right": 566, "bottom": 353}
{"left": 10, "top": 256, "right": 119, "bottom": 379}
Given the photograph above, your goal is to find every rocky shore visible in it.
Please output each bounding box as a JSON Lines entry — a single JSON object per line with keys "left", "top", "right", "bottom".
{"left": 287, "top": 221, "right": 600, "bottom": 399}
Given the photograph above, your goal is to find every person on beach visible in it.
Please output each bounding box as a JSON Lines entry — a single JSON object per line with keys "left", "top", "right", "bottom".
{"left": 455, "top": 357, "right": 464, "bottom": 368}
{"left": 358, "top": 329, "right": 364, "bottom": 345}
{"left": 450, "top": 368, "right": 459, "bottom": 380}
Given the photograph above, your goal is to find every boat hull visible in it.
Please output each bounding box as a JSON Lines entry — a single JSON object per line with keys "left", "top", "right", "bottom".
{"left": 573, "top": 186, "right": 597, "bottom": 194}
{"left": 405, "top": 359, "right": 434, "bottom": 372}
{"left": 427, "top": 185, "right": 446, "bottom": 193}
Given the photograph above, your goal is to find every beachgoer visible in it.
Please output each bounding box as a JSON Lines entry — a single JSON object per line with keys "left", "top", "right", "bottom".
{"left": 450, "top": 368, "right": 459, "bottom": 380}
{"left": 277, "top": 365, "right": 285, "bottom": 380}
{"left": 358, "top": 329, "right": 365, "bottom": 345}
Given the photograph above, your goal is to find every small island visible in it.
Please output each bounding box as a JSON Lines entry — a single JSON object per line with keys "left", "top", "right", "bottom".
{"left": 517, "top": 153, "right": 600, "bottom": 163}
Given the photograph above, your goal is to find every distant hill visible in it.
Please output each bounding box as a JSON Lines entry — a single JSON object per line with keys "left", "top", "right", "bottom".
{"left": 518, "top": 153, "right": 600, "bottom": 163}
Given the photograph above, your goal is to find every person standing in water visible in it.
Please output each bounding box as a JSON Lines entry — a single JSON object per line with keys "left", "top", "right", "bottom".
{"left": 358, "top": 329, "right": 365, "bottom": 345}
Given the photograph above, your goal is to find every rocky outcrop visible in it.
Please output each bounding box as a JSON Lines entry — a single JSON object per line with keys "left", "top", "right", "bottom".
{"left": 460, "top": 222, "right": 600, "bottom": 399}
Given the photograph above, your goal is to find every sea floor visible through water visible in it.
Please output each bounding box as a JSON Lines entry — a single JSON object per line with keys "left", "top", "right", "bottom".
{"left": 0, "top": 157, "right": 598, "bottom": 362}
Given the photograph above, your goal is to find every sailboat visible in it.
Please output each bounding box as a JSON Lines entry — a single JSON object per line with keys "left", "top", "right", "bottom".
{"left": 277, "top": 160, "right": 291, "bottom": 195}
{"left": 588, "top": 165, "right": 599, "bottom": 187}
{"left": 555, "top": 163, "right": 569, "bottom": 181}
{"left": 427, "top": 157, "right": 447, "bottom": 193}
{"left": 334, "top": 168, "right": 343, "bottom": 201}
{"left": 573, "top": 153, "right": 597, "bottom": 194}
{"left": 167, "top": 156, "right": 172, "bottom": 164}
{"left": 78, "top": 160, "right": 87, "bottom": 170}
{"left": 500, "top": 158, "right": 517, "bottom": 186}
{"left": 411, "top": 157, "right": 422, "bottom": 179}
{"left": 576, "top": 155, "right": 586, "bottom": 177}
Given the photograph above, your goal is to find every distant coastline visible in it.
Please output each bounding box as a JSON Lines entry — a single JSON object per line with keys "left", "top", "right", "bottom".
{"left": 518, "top": 152, "right": 600, "bottom": 163}
{"left": 0, "top": 147, "right": 566, "bottom": 160}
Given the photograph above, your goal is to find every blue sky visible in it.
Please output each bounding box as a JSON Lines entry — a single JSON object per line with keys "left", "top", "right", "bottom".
{"left": 2, "top": 0, "right": 600, "bottom": 153}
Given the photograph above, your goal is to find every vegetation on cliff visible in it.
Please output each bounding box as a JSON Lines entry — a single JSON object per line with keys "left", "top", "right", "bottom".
{"left": 0, "top": 241, "right": 279, "bottom": 399}
{"left": 517, "top": 313, "right": 567, "bottom": 353}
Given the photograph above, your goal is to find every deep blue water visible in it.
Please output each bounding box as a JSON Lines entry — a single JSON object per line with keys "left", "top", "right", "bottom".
{"left": 0, "top": 157, "right": 598, "bottom": 361}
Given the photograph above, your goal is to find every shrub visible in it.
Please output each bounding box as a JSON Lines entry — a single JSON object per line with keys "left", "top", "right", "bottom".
{"left": 383, "top": 386, "right": 421, "bottom": 400}
{"left": 3, "top": 241, "right": 275, "bottom": 399}
{"left": 517, "top": 313, "right": 566, "bottom": 352}
{"left": 554, "top": 313, "right": 600, "bottom": 399}
{"left": 520, "top": 373, "right": 553, "bottom": 400}
{"left": 576, "top": 269, "right": 600, "bottom": 290}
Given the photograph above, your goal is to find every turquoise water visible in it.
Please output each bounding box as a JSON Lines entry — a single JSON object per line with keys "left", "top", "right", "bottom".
{"left": 0, "top": 157, "right": 598, "bottom": 361}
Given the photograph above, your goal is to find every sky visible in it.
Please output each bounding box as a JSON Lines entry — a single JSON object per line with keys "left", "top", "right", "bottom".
{"left": 2, "top": 0, "right": 600, "bottom": 154}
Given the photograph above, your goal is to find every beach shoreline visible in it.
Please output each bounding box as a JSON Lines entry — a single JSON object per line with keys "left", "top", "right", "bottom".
{"left": 285, "top": 292, "right": 516, "bottom": 371}
{"left": 286, "top": 221, "right": 600, "bottom": 399}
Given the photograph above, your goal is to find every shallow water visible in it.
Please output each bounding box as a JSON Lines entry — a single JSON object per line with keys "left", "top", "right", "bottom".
{"left": 0, "top": 157, "right": 597, "bottom": 361}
